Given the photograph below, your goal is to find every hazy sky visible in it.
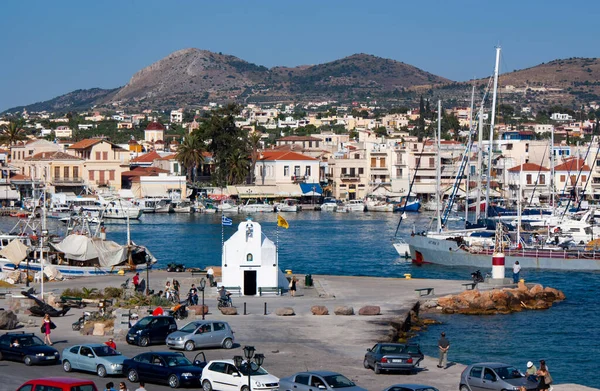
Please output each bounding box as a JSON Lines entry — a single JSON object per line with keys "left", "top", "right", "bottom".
{"left": 2, "top": 0, "right": 599, "bottom": 111}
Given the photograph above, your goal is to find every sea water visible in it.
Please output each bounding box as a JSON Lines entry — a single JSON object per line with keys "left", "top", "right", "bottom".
{"left": 14, "top": 211, "right": 600, "bottom": 387}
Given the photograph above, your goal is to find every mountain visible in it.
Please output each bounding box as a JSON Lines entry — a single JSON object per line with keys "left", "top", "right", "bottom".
{"left": 4, "top": 88, "right": 118, "bottom": 114}
{"left": 501, "top": 57, "right": 600, "bottom": 87}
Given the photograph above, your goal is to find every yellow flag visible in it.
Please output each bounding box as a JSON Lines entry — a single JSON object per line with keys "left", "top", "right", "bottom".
{"left": 277, "top": 214, "right": 289, "bottom": 229}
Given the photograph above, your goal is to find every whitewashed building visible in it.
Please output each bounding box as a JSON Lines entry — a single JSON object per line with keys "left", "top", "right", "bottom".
{"left": 221, "top": 220, "right": 288, "bottom": 296}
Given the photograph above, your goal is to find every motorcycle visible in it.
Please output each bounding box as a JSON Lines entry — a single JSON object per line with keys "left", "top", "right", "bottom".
{"left": 217, "top": 294, "right": 233, "bottom": 309}
{"left": 471, "top": 270, "right": 485, "bottom": 283}
{"left": 172, "top": 302, "right": 188, "bottom": 320}
{"left": 72, "top": 311, "right": 91, "bottom": 331}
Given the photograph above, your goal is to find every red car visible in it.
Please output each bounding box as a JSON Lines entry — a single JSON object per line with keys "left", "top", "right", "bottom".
{"left": 16, "top": 377, "right": 98, "bottom": 391}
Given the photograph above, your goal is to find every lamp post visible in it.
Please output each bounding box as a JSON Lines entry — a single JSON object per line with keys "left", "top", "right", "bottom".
{"left": 145, "top": 254, "right": 151, "bottom": 296}
{"left": 234, "top": 346, "right": 264, "bottom": 391}
{"left": 199, "top": 278, "right": 206, "bottom": 320}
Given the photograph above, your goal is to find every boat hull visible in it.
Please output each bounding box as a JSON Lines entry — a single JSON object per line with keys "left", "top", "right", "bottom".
{"left": 0, "top": 260, "right": 154, "bottom": 277}
{"left": 404, "top": 234, "right": 600, "bottom": 271}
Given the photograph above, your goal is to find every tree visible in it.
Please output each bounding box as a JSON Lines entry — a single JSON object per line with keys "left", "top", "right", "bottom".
{"left": 248, "top": 132, "right": 262, "bottom": 184}
{"left": 417, "top": 96, "right": 425, "bottom": 141}
{"left": 0, "top": 120, "right": 27, "bottom": 146}
{"left": 175, "top": 134, "right": 205, "bottom": 183}
{"left": 226, "top": 148, "right": 250, "bottom": 185}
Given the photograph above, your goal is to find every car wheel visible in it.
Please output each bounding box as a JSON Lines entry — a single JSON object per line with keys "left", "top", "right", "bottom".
{"left": 363, "top": 358, "right": 370, "bottom": 369}
{"left": 222, "top": 338, "right": 233, "bottom": 349}
{"left": 459, "top": 386, "right": 470, "bottom": 391}
{"left": 241, "top": 386, "right": 249, "bottom": 391}
{"left": 63, "top": 360, "right": 72, "bottom": 372}
{"left": 128, "top": 369, "right": 139, "bottom": 382}
{"left": 374, "top": 364, "right": 381, "bottom": 374}
{"left": 97, "top": 364, "right": 107, "bottom": 377}
{"left": 202, "top": 380, "right": 213, "bottom": 391}
{"left": 0, "top": 351, "right": 3, "bottom": 361}
{"left": 139, "top": 337, "right": 149, "bottom": 347}
{"left": 184, "top": 341, "right": 195, "bottom": 351}
{"left": 168, "top": 374, "right": 180, "bottom": 388}
{"left": 24, "top": 356, "right": 32, "bottom": 366}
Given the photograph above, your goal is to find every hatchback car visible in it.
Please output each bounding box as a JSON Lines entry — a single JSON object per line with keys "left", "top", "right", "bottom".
{"left": 16, "top": 377, "right": 98, "bottom": 391}
{"left": 167, "top": 320, "right": 234, "bottom": 351}
{"left": 460, "top": 362, "right": 539, "bottom": 391}
{"left": 364, "top": 343, "right": 424, "bottom": 374}
{"left": 382, "top": 385, "right": 439, "bottom": 391}
{"left": 127, "top": 315, "right": 177, "bottom": 347}
{"left": 123, "top": 351, "right": 206, "bottom": 388}
{"left": 201, "top": 359, "right": 279, "bottom": 391}
{"left": 279, "top": 371, "right": 367, "bottom": 391}
{"left": 62, "top": 343, "right": 127, "bottom": 377}
{"left": 0, "top": 332, "right": 60, "bottom": 365}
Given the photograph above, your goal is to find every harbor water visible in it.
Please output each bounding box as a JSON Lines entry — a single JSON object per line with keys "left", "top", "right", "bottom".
{"left": 5, "top": 211, "right": 599, "bottom": 387}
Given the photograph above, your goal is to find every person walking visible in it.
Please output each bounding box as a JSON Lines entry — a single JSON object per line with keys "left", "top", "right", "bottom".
{"left": 513, "top": 261, "right": 521, "bottom": 283}
{"left": 207, "top": 267, "right": 215, "bottom": 287}
{"left": 289, "top": 276, "right": 297, "bottom": 297}
{"left": 437, "top": 332, "right": 450, "bottom": 369}
{"left": 134, "top": 382, "right": 147, "bottom": 391}
{"left": 537, "top": 360, "right": 552, "bottom": 391}
{"left": 132, "top": 272, "right": 140, "bottom": 292}
{"left": 41, "top": 314, "right": 55, "bottom": 345}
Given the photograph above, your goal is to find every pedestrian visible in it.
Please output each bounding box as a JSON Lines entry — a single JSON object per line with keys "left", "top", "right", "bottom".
{"left": 525, "top": 361, "right": 537, "bottom": 382}
{"left": 134, "top": 382, "right": 147, "bottom": 391}
{"left": 132, "top": 272, "right": 140, "bottom": 291}
{"left": 207, "top": 267, "right": 215, "bottom": 287}
{"left": 437, "top": 332, "right": 450, "bottom": 369}
{"left": 104, "top": 382, "right": 116, "bottom": 391}
{"left": 118, "top": 382, "right": 129, "bottom": 391}
{"left": 41, "top": 314, "right": 55, "bottom": 345}
{"left": 536, "top": 360, "right": 552, "bottom": 391}
{"left": 513, "top": 261, "right": 521, "bottom": 283}
{"left": 105, "top": 338, "right": 116, "bottom": 350}
{"left": 289, "top": 276, "right": 297, "bottom": 297}
{"left": 189, "top": 284, "right": 198, "bottom": 305}
{"left": 164, "top": 281, "right": 171, "bottom": 299}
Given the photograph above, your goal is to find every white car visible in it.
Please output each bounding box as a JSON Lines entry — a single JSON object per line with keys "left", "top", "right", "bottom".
{"left": 201, "top": 359, "right": 279, "bottom": 391}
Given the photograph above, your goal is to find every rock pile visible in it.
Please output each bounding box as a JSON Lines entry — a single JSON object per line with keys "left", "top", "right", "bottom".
{"left": 435, "top": 282, "right": 565, "bottom": 315}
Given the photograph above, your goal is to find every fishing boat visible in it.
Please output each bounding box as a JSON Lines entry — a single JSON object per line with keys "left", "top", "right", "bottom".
{"left": 217, "top": 199, "right": 238, "bottom": 213}
{"left": 173, "top": 201, "right": 193, "bottom": 213}
{"left": 154, "top": 199, "right": 174, "bottom": 213}
{"left": 392, "top": 197, "right": 421, "bottom": 212}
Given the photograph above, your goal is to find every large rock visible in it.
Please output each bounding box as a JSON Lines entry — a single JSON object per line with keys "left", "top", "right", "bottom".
{"left": 311, "top": 305, "right": 329, "bottom": 315}
{"left": 275, "top": 307, "right": 295, "bottom": 316}
{"left": 517, "top": 280, "right": 529, "bottom": 292}
{"left": 334, "top": 306, "right": 354, "bottom": 315}
{"left": 529, "top": 284, "right": 544, "bottom": 296}
{"left": 437, "top": 296, "right": 456, "bottom": 308}
{"left": 92, "top": 323, "right": 106, "bottom": 336}
{"left": 358, "top": 305, "right": 380, "bottom": 316}
{"left": 220, "top": 307, "right": 237, "bottom": 315}
{"left": 189, "top": 305, "right": 208, "bottom": 316}
{"left": 0, "top": 310, "right": 18, "bottom": 330}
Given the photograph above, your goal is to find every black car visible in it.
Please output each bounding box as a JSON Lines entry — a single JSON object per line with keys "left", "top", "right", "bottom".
{"left": 127, "top": 315, "right": 177, "bottom": 347}
{"left": 0, "top": 332, "right": 60, "bottom": 365}
{"left": 123, "top": 351, "right": 206, "bottom": 388}
{"left": 364, "top": 343, "right": 424, "bottom": 374}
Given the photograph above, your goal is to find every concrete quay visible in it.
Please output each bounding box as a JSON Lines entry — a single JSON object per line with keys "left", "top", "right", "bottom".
{"left": 0, "top": 271, "right": 595, "bottom": 391}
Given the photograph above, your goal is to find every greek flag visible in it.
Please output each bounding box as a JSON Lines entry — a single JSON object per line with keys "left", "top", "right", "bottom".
{"left": 221, "top": 215, "right": 233, "bottom": 226}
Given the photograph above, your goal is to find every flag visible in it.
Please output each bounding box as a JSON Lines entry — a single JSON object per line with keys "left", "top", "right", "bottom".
{"left": 221, "top": 215, "right": 233, "bottom": 226}
{"left": 277, "top": 214, "right": 289, "bottom": 229}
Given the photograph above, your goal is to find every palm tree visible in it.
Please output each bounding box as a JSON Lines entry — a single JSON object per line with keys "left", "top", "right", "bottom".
{"left": 0, "top": 120, "right": 27, "bottom": 146}
{"left": 248, "top": 132, "right": 262, "bottom": 184}
{"left": 226, "top": 149, "right": 250, "bottom": 185}
{"left": 175, "top": 134, "right": 205, "bottom": 183}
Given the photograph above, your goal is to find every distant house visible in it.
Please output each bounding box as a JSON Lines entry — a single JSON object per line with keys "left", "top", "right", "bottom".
{"left": 144, "top": 121, "right": 165, "bottom": 144}
{"left": 55, "top": 126, "right": 72, "bottom": 138}
{"left": 67, "top": 138, "right": 130, "bottom": 190}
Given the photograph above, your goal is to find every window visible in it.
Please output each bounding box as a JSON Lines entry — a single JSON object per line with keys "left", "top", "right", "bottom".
{"left": 582, "top": 175, "right": 587, "bottom": 182}
{"left": 295, "top": 374, "right": 310, "bottom": 385}
{"left": 294, "top": 166, "right": 300, "bottom": 176}
{"left": 95, "top": 151, "right": 101, "bottom": 160}
{"left": 526, "top": 174, "right": 532, "bottom": 185}
{"left": 246, "top": 253, "right": 253, "bottom": 262}
{"left": 371, "top": 157, "right": 376, "bottom": 167}
{"left": 380, "top": 157, "right": 386, "bottom": 167}
{"left": 103, "top": 151, "right": 108, "bottom": 160}
{"left": 305, "top": 166, "right": 311, "bottom": 176}
{"left": 284, "top": 166, "right": 289, "bottom": 176}
{"left": 415, "top": 158, "right": 421, "bottom": 167}
{"left": 64, "top": 166, "right": 69, "bottom": 178}
{"left": 54, "top": 167, "right": 60, "bottom": 178}
{"left": 89, "top": 171, "right": 95, "bottom": 180}
{"left": 109, "top": 171, "right": 115, "bottom": 181}
{"left": 560, "top": 175, "right": 565, "bottom": 182}
{"left": 209, "top": 362, "right": 227, "bottom": 373}
{"left": 470, "top": 366, "right": 483, "bottom": 378}
{"left": 359, "top": 168, "right": 364, "bottom": 175}
{"left": 174, "top": 163, "right": 179, "bottom": 174}
{"left": 396, "top": 168, "right": 402, "bottom": 177}
{"left": 309, "top": 141, "right": 312, "bottom": 148}
{"left": 539, "top": 174, "right": 545, "bottom": 185}
{"left": 80, "top": 346, "right": 92, "bottom": 356}
{"left": 354, "top": 154, "right": 360, "bottom": 159}
{"left": 134, "top": 353, "right": 152, "bottom": 364}
{"left": 73, "top": 167, "right": 79, "bottom": 178}
{"left": 483, "top": 368, "right": 497, "bottom": 381}
{"left": 429, "top": 157, "right": 435, "bottom": 167}
{"left": 69, "top": 346, "right": 79, "bottom": 354}
{"left": 213, "top": 322, "right": 226, "bottom": 331}
{"left": 341, "top": 168, "right": 347, "bottom": 175}
{"left": 16, "top": 386, "right": 32, "bottom": 391}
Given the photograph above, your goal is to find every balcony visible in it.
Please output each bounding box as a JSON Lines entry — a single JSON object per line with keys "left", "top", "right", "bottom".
{"left": 370, "top": 166, "right": 389, "bottom": 171}
{"left": 340, "top": 173, "right": 360, "bottom": 182}
{"left": 52, "top": 177, "right": 84, "bottom": 186}
{"left": 291, "top": 175, "right": 308, "bottom": 183}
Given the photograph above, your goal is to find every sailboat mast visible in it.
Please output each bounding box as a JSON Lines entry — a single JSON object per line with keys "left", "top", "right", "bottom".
{"left": 476, "top": 112, "right": 483, "bottom": 221}
{"left": 436, "top": 100, "right": 442, "bottom": 233}
{"left": 550, "top": 127, "right": 555, "bottom": 207}
{"left": 465, "top": 85, "right": 475, "bottom": 223}
{"left": 485, "top": 46, "right": 501, "bottom": 219}
{"left": 40, "top": 182, "right": 47, "bottom": 299}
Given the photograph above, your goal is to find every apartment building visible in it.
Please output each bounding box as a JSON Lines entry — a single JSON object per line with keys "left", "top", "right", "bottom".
{"left": 328, "top": 145, "right": 369, "bottom": 200}
{"left": 255, "top": 151, "right": 320, "bottom": 187}
{"left": 507, "top": 162, "right": 550, "bottom": 202}
{"left": 11, "top": 139, "right": 62, "bottom": 175}
{"left": 67, "top": 138, "right": 130, "bottom": 190}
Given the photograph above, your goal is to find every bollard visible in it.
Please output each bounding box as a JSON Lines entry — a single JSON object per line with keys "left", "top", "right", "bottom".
{"left": 264, "top": 302, "right": 267, "bottom": 315}
{"left": 244, "top": 302, "right": 247, "bottom": 315}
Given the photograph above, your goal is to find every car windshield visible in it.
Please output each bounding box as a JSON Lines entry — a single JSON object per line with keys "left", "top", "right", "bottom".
{"left": 416, "top": 388, "right": 439, "bottom": 391}
{"left": 166, "top": 356, "right": 192, "bottom": 367}
{"left": 179, "top": 322, "right": 200, "bottom": 333}
{"left": 380, "top": 344, "right": 405, "bottom": 354}
{"left": 134, "top": 317, "right": 153, "bottom": 328}
{"left": 92, "top": 346, "right": 120, "bottom": 357}
{"left": 19, "top": 336, "right": 45, "bottom": 347}
{"left": 495, "top": 366, "right": 523, "bottom": 380}
{"left": 323, "top": 374, "right": 356, "bottom": 387}
{"left": 238, "top": 363, "right": 268, "bottom": 376}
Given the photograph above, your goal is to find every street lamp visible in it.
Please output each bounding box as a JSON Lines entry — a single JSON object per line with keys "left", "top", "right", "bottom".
{"left": 145, "top": 254, "right": 151, "bottom": 296}
{"left": 199, "top": 278, "right": 206, "bottom": 320}
{"left": 234, "top": 346, "right": 264, "bottom": 391}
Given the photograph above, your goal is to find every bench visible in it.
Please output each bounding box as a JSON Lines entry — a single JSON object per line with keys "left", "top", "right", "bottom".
{"left": 0, "top": 290, "right": 10, "bottom": 299}
{"left": 259, "top": 287, "right": 282, "bottom": 296}
{"left": 462, "top": 282, "right": 478, "bottom": 290}
{"left": 190, "top": 270, "right": 208, "bottom": 277}
{"left": 415, "top": 287, "right": 435, "bottom": 297}
{"left": 223, "top": 286, "right": 242, "bottom": 297}
{"left": 60, "top": 296, "right": 85, "bottom": 308}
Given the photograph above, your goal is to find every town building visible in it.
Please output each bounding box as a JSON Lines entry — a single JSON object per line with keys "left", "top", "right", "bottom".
{"left": 67, "top": 138, "right": 130, "bottom": 190}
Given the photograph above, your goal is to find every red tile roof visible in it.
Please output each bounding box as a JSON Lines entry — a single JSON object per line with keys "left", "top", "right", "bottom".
{"left": 122, "top": 166, "right": 169, "bottom": 177}
{"left": 259, "top": 151, "right": 317, "bottom": 161}
{"left": 508, "top": 163, "right": 549, "bottom": 172}
{"left": 131, "top": 151, "right": 162, "bottom": 163}
{"left": 146, "top": 121, "right": 165, "bottom": 131}
{"left": 554, "top": 158, "right": 589, "bottom": 172}
{"left": 68, "top": 138, "right": 126, "bottom": 151}
{"left": 25, "top": 151, "right": 83, "bottom": 161}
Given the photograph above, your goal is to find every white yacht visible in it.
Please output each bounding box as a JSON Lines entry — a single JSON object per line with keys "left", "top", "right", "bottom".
{"left": 275, "top": 198, "right": 301, "bottom": 212}
{"left": 346, "top": 199, "right": 365, "bottom": 212}
{"left": 320, "top": 197, "right": 338, "bottom": 212}
{"left": 238, "top": 199, "right": 274, "bottom": 213}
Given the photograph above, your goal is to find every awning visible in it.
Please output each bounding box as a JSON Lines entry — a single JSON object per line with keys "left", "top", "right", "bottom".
{"left": 300, "top": 183, "right": 323, "bottom": 195}
{"left": 277, "top": 184, "right": 303, "bottom": 197}
{"left": 236, "top": 186, "right": 280, "bottom": 198}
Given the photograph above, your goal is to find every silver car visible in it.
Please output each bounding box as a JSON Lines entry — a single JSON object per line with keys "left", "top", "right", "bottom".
{"left": 166, "top": 320, "right": 234, "bottom": 351}
{"left": 62, "top": 343, "right": 127, "bottom": 377}
{"left": 460, "top": 362, "right": 539, "bottom": 391}
{"left": 279, "top": 371, "right": 367, "bottom": 391}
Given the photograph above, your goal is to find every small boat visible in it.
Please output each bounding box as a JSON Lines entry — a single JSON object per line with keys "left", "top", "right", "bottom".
{"left": 275, "top": 198, "right": 301, "bottom": 212}
{"left": 367, "top": 202, "right": 394, "bottom": 212}
{"left": 393, "top": 237, "right": 411, "bottom": 258}
{"left": 346, "top": 200, "right": 365, "bottom": 212}
{"left": 47, "top": 205, "right": 73, "bottom": 219}
{"left": 320, "top": 197, "right": 338, "bottom": 212}
{"left": 217, "top": 199, "right": 238, "bottom": 213}
{"left": 134, "top": 198, "right": 160, "bottom": 213}
{"left": 238, "top": 199, "right": 274, "bottom": 213}
{"left": 154, "top": 199, "right": 174, "bottom": 213}
{"left": 173, "top": 201, "right": 193, "bottom": 213}
{"left": 393, "top": 197, "right": 421, "bottom": 213}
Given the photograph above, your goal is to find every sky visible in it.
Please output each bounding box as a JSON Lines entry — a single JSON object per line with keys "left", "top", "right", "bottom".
{"left": 2, "top": 0, "right": 599, "bottom": 112}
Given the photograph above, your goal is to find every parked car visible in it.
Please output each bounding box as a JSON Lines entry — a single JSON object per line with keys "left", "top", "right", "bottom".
{"left": 201, "top": 359, "right": 279, "bottom": 391}
{"left": 16, "top": 377, "right": 98, "bottom": 391}
{"left": 459, "top": 362, "right": 539, "bottom": 391}
{"left": 279, "top": 371, "right": 366, "bottom": 391}
{"left": 364, "top": 343, "right": 424, "bottom": 374}
{"left": 382, "top": 385, "right": 439, "bottom": 391}
{"left": 126, "top": 315, "right": 177, "bottom": 347}
{"left": 0, "top": 332, "right": 60, "bottom": 366}
{"left": 62, "top": 343, "right": 127, "bottom": 377}
{"left": 123, "top": 351, "right": 206, "bottom": 388}
{"left": 167, "top": 320, "right": 234, "bottom": 351}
